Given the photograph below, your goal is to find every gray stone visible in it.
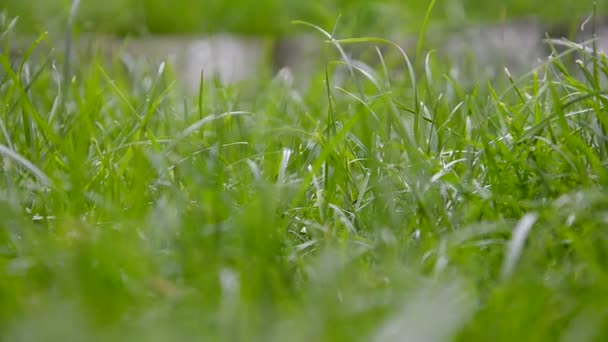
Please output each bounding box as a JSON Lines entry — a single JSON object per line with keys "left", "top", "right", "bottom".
{"left": 178, "top": 35, "right": 266, "bottom": 90}
{"left": 8, "top": 34, "right": 268, "bottom": 94}
{"left": 415, "top": 19, "right": 548, "bottom": 84}
{"left": 8, "top": 18, "right": 608, "bottom": 94}
{"left": 99, "top": 35, "right": 267, "bottom": 93}
{"left": 273, "top": 35, "right": 324, "bottom": 89}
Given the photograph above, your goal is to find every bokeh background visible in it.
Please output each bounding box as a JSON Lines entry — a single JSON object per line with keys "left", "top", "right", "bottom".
{"left": 1, "top": 0, "right": 602, "bottom": 36}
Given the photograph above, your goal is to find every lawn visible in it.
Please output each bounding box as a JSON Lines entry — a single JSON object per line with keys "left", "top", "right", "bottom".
{"left": 2, "top": 3, "right": 608, "bottom": 341}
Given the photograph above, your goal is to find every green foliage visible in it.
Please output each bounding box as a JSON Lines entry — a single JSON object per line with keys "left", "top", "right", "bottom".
{"left": 1, "top": 0, "right": 604, "bottom": 35}
{"left": 2, "top": 10, "right": 608, "bottom": 341}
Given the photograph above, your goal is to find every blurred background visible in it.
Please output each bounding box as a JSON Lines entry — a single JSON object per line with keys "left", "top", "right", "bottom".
{"left": 0, "top": 0, "right": 602, "bottom": 36}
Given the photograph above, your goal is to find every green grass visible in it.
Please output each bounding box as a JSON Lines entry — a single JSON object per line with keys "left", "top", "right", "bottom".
{"left": 3, "top": 10, "right": 608, "bottom": 341}
{"left": 1, "top": 0, "right": 604, "bottom": 36}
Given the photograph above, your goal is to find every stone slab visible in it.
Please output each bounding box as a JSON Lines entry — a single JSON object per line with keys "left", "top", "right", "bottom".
{"left": 6, "top": 19, "right": 608, "bottom": 94}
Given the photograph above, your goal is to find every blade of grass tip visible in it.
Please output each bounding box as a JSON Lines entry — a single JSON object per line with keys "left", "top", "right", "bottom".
{"left": 138, "top": 61, "right": 168, "bottom": 124}
{"left": 0, "top": 16, "right": 18, "bottom": 42}
{"left": 334, "top": 86, "right": 380, "bottom": 121}
{"left": 140, "top": 63, "right": 175, "bottom": 131}
{"left": 487, "top": 81, "right": 512, "bottom": 135}
{"left": 375, "top": 46, "right": 394, "bottom": 137}
{"left": 501, "top": 212, "right": 539, "bottom": 280}
{"left": 504, "top": 67, "right": 535, "bottom": 119}
{"left": 301, "top": 18, "right": 343, "bottom": 199}
{"left": 435, "top": 100, "right": 464, "bottom": 138}
{"left": 332, "top": 38, "right": 417, "bottom": 81}
{"left": 277, "top": 147, "right": 292, "bottom": 184}
{"left": 98, "top": 65, "right": 139, "bottom": 118}
{"left": 591, "top": 2, "right": 600, "bottom": 93}
{"left": 332, "top": 36, "right": 418, "bottom": 137}
{"left": 375, "top": 46, "right": 388, "bottom": 80}
{"left": 543, "top": 36, "right": 574, "bottom": 77}
{"left": 289, "top": 104, "right": 372, "bottom": 214}
{"left": 0, "top": 54, "right": 58, "bottom": 149}
{"left": 330, "top": 60, "right": 382, "bottom": 91}
{"left": 199, "top": 68, "right": 205, "bottom": 122}
{"left": 164, "top": 111, "right": 253, "bottom": 154}
{"left": 329, "top": 15, "right": 365, "bottom": 99}
{"left": 63, "top": 0, "right": 80, "bottom": 101}
{"left": 5, "top": 33, "right": 48, "bottom": 150}
{"left": 310, "top": 163, "right": 326, "bottom": 224}
{"left": 426, "top": 93, "right": 443, "bottom": 154}
{"left": 416, "top": 0, "right": 437, "bottom": 62}
{"left": 424, "top": 51, "right": 435, "bottom": 90}
{"left": 0, "top": 116, "right": 12, "bottom": 150}
{"left": 0, "top": 144, "right": 51, "bottom": 187}
{"left": 412, "top": 11, "right": 435, "bottom": 143}
{"left": 324, "top": 62, "right": 335, "bottom": 197}
{"left": 17, "top": 32, "right": 48, "bottom": 76}
{"left": 141, "top": 81, "right": 175, "bottom": 146}
{"left": 589, "top": 2, "right": 608, "bottom": 147}
{"left": 329, "top": 14, "right": 341, "bottom": 43}
{"left": 292, "top": 19, "right": 365, "bottom": 100}
{"left": 7, "top": 49, "right": 54, "bottom": 139}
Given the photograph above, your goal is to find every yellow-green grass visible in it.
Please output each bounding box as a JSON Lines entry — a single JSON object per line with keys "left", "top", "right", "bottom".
{"left": 2, "top": 8, "right": 608, "bottom": 341}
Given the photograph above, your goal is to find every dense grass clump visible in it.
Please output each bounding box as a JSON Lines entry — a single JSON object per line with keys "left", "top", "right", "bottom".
{"left": 2, "top": 14, "right": 608, "bottom": 341}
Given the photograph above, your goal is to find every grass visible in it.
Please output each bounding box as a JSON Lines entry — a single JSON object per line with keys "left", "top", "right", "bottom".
{"left": 3, "top": 7, "right": 608, "bottom": 341}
